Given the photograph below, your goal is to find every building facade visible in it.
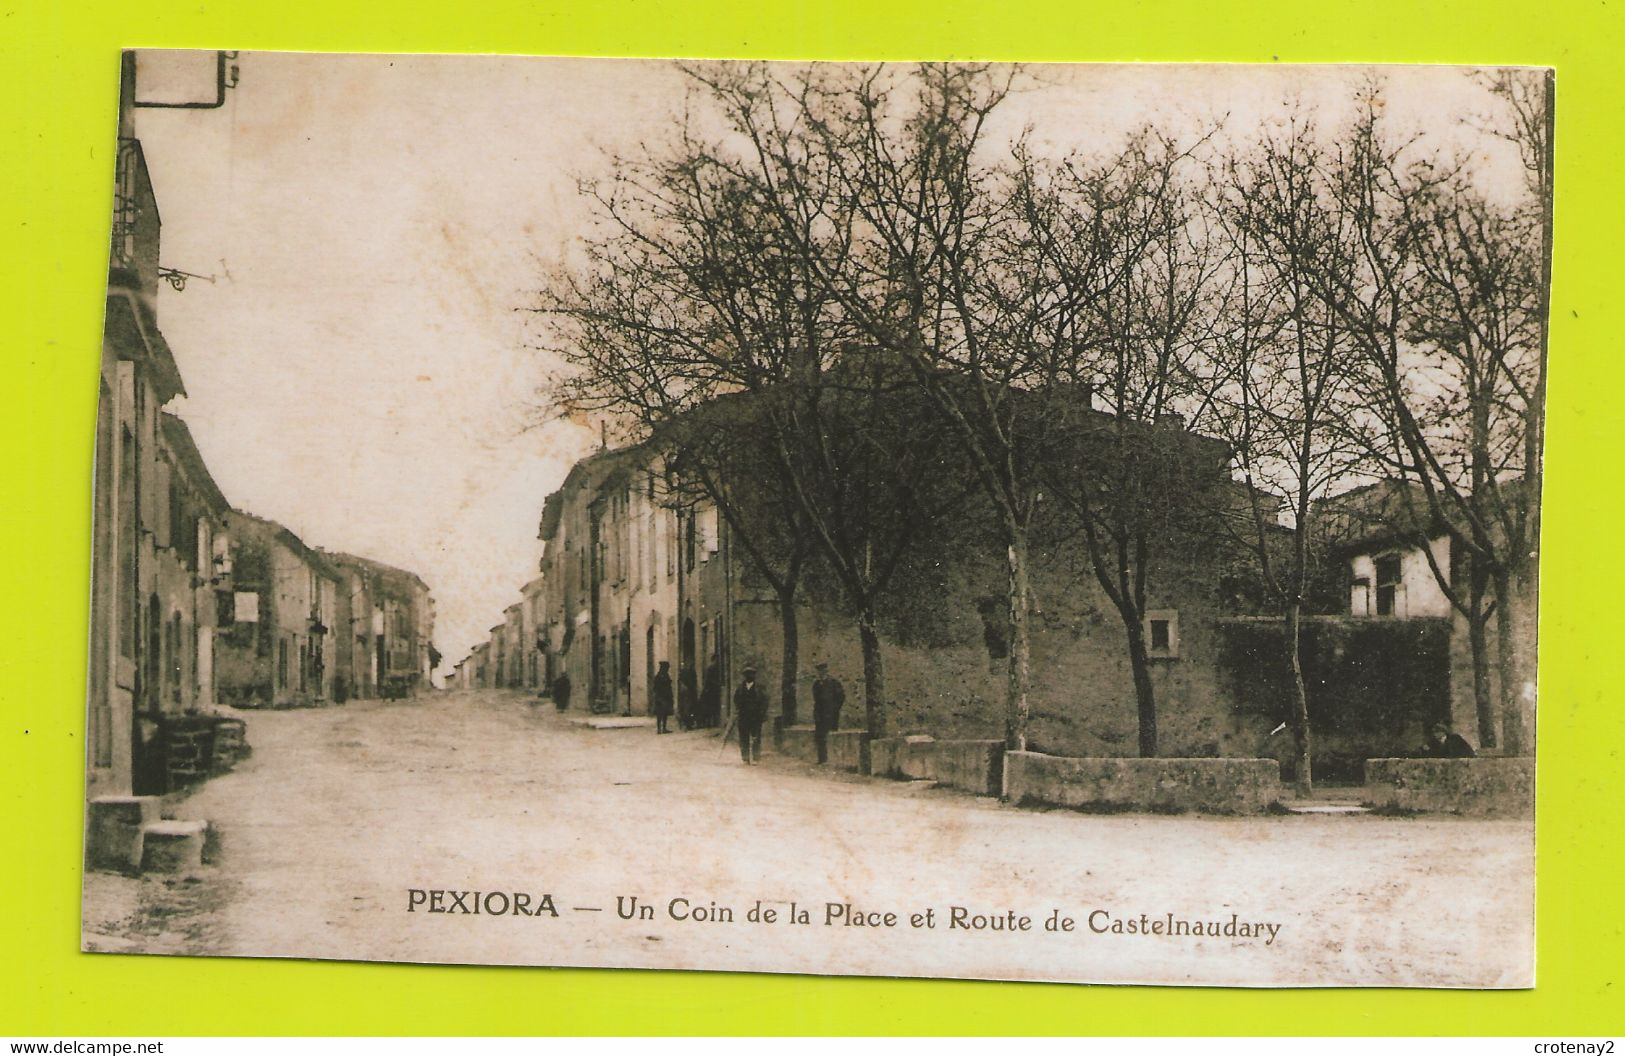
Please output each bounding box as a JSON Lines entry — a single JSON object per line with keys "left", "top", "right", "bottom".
{"left": 464, "top": 427, "right": 1455, "bottom": 775}
{"left": 88, "top": 55, "right": 240, "bottom": 798}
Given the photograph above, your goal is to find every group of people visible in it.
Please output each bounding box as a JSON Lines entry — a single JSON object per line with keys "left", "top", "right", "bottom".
{"left": 648, "top": 659, "right": 726, "bottom": 733}
{"left": 727, "top": 662, "right": 847, "bottom": 765}
{"left": 550, "top": 655, "right": 848, "bottom": 766}
{"left": 651, "top": 659, "right": 847, "bottom": 767}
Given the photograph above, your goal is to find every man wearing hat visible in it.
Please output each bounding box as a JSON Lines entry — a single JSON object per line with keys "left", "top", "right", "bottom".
{"left": 811, "top": 662, "right": 846, "bottom": 765}
{"left": 651, "top": 660, "right": 675, "bottom": 734}
{"left": 733, "top": 665, "right": 769, "bottom": 765}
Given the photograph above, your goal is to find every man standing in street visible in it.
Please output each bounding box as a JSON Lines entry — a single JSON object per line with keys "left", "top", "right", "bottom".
{"left": 734, "top": 665, "right": 768, "bottom": 765}
{"left": 652, "top": 660, "right": 674, "bottom": 734}
{"left": 812, "top": 662, "right": 845, "bottom": 765}
{"left": 553, "top": 671, "right": 572, "bottom": 714}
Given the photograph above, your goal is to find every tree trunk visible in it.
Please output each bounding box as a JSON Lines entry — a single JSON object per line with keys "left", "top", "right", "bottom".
{"left": 1005, "top": 531, "right": 1033, "bottom": 752}
{"left": 778, "top": 588, "right": 800, "bottom": 727}
{"left": 1121, "top": 615, "right": 1158, "bottom": 758}
{"left": 1494, "top": 566, "right": 1535, "bottom": 756}
{"left": 1285, "top": 599, "right": 1313, "bottom": 797}
{"left": 1459, "top": 551, "right": 1496, "bottom": 748}
{"left": 857, "top": 610, "right": 887, "bottom": 740}
{"left": 1468, "top": 609, "right": 1496, "bottom": 749}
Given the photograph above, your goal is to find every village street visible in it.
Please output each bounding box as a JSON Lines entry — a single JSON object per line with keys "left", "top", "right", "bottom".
{"left": 83, "top": 689, "right": 1533, "bottom": 987}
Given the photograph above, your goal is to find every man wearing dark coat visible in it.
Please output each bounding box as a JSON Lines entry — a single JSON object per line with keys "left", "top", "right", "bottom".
{"left": 552, "top": 671, "right": 572, "bottom": 713}
{"left": 733, "top": 666, "right": 768, "bottom": 765}
{"left": 811, "top": 662, "right": 846, "bottom": 765}
{"left": 651, "top": 661, "right": 675, "bottom": 734}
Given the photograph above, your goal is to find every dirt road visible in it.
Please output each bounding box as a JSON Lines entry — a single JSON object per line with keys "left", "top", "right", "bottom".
{"left": 83, "top": 689, "right": 1534, "bottom": 987}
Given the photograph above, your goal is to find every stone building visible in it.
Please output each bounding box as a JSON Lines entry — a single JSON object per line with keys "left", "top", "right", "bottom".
{"left": 502, "top": 602, "right": 525, "bottom": 688}
{"left": 1311, "top": 477, "right": 1537, "bottom": 758}
{"left": 525, "top": 444, "right": 697, "bottom": 717}
{"left": 480, "top": 384, "right": 1488, "bottom": 775}
{"left": 519, "top": 575, "right": 547, "bottom": 690}
{"left": 320, "top": 551, "right": 437, "bottom": 699}
{"left": 508, "top": 408, "right": 1433, "bottom": 771}
{"left": 215, "top": 512, "right": 340, "bottom": 708}
{"left": 88, "top": 54, "right": 242, "bottom": 799}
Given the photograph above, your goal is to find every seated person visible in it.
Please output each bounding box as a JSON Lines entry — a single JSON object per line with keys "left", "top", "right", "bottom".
{"left": 1419, "top": 722, "right": 1477, "bottom": 759}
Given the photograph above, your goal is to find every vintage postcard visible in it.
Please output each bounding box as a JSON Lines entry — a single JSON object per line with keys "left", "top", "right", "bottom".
{"left": 82, "top": 51, "right": 1545, "bottom": 987}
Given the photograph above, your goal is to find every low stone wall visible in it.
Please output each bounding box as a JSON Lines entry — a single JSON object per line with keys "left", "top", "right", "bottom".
{"left": 1364, "top": 757, "right": 1534, "bottom": 816}
{"left": 780, "top": 725, "right": 818, "bottom": 762}
{"left": 868, "top": 735, "right": 935, "bottom": 779}
{"left": 871, "top": 735, "right": 1004, "bottom": 797}
{"left": 827, "top": 730, "right": 870, "bottom": 773}
{"left": 780, "top": 726, "right": 870, "bottom": 772}
{"left": 932, "top": 740, "right": 1005, "bottom": 798}
{"left": 1005, "top": 752, "right": 1282, "bottom": 814}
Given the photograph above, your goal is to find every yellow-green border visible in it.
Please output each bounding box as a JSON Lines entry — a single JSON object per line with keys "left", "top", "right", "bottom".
{"left": 3, "top": 0, "right": 1619, "bottom": 1036}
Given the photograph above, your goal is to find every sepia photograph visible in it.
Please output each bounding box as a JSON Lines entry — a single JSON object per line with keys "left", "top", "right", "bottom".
{"left": 81, "top": 51, "right": 1548, "bottom": 988}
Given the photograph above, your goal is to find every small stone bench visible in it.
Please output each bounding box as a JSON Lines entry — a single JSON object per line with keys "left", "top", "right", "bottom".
{"left": 86, "top": 795, "right": 161, "bottom": 872}
{"left": 139, "top": 820, "right": 209, "bottom": 874}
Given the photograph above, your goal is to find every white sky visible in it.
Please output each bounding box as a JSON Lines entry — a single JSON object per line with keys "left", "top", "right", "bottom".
{"left": 129, "top": 52, "right": 1537, "bottom": 675}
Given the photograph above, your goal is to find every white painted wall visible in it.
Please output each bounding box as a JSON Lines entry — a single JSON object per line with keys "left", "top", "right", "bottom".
{"left": 1347, "top": 535, "right": 1452, "bottom": 618}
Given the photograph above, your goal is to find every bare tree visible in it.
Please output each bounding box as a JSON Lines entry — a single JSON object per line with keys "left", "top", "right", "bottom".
{"left": 1207, "top": 116, "right": 1367, "bottom": 796}
{"left": 1326, "top": 82, "right": 1549, "bottom": 753}
{"left": 538, "top": 113, "right": 831, "bottom": 724}
{"left": 696, "top": 62, "right": 1071, "bottom": 751}
{"left": 545, "top": 65, "right": 962, "bottom": 738}
{"left": 1011, "top": 129, "right": 1228, "bottom": 757}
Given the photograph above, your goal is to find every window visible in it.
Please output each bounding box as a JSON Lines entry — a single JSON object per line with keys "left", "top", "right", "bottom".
{"left": 629, "top": 510, "right": 640, "bottom": 588}
{"left": 698, "top": 505, "right": 719, "bottom": 558}
{"left": 647, "top": 510, "right": 658, "bottom": 592}
{"left": 167, "top": 467, "right": 191, "bottom": 564}
{"left": 1144, "top": 610, "right": 1180, "bottom": 658}
{"left": 167, "top": 612, "right": 182, "bottom": 705}
{"left": 667, "top": 509, "right": 677, "bottom": 578}
{"left": 118, "top": 425, "right": 138, "bottom": 659}
{"left": 1375, "top": 555, "right": 1402, "bottom": 616}
{"left": 1350, "top": 576, "right": 1371, "bottom": 617}
{"left": 153, "top": 459, "right": 172, "bottom": 548}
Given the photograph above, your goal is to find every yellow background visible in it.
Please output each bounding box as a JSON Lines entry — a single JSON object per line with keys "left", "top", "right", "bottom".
{"left": 2, "top": 0, "right": 1619, "bottom": 1036}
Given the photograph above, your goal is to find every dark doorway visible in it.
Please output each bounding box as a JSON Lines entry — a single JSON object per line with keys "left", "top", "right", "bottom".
{"left": 645, "top": 624, "right": 656, "bottom": 709}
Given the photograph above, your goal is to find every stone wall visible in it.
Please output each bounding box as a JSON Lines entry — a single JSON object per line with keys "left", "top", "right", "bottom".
{"left": 827, "top": 730, "right": 870, "bottom": 773}
{"left": 1364, "top": 757, "right": 1534, "bottom": 816}
{"left": 1005, "top": 751, "right": 1282, "bottom": 814}
{"left": 871, "top": 735, "right": 1004, "bottom": 797}
{"left": 779, "top": 726, "right": 869, "bottom": 772}
{"left": 932, "top": 739, "right": 1006, "bottom": 797}
{"left": 726, "top": 528, "right": 1249, "bottom": 764}
{"left": 1217, "top": 617, "right": 1453, "bottom": 782}
{"left": 779, "top": 725, "right": 814, "bottom": 761}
